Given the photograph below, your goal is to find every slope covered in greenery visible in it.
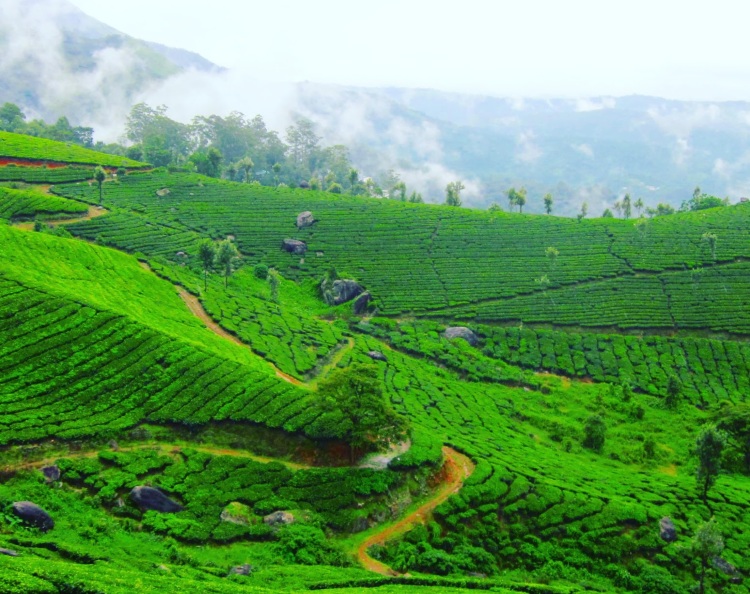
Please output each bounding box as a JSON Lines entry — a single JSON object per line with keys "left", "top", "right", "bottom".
{"left": 1, "top": 158, "right": 750, "bottom": 594}
{"left": 0, "top": 131, "right": 146, "bottom": 167}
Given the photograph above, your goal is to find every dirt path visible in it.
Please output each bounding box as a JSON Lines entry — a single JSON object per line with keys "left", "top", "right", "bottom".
{"left": 13, "top": 205, "right": 108, "bottom": 230}
{"left": 1, "top": 443, "right": 308, "bottom": 475}
{"left": 356, "top": 446, "right": 475, "bottom": 575}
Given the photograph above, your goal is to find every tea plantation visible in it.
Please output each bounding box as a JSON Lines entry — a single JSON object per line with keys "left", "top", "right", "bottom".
{"left": 1, "top": 141, "right": 750, "bottom": 594}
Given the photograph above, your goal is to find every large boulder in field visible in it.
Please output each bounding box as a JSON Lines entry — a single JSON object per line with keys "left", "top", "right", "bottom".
{"left": 263, "top": 511, "right": 295, "bottom": 527}
{"left": 12, "top": 501, "right": 54, "bottom": 532}
{"left": 0, "top": 548, "right": 18, "bottom": 557}
{"left": 712, "top": 556, "right": 741, "bottom": 581}
{"left": 332, "top": 279, "right": 363, "bottom": 305}
{"left": 41, "top": 465, "right": 60, "bottom": 482}
{"left": 296, "top": 211, "right": 314, "bottom": 227}
{"left": 659, "top": 517, "right": 677, "bottom": 542}
{"left": 282, "top": 239, "right": 307, "bottom": 255}
{"left": 367, "top": 351, "right": 388, "bottom": 362}
{"left": 130, "top": 486, "right": 182, "bottom": 513}
{"left": 443, "top": 326, "right": 479, "bottom": 346}
{"left": 353, "top": 291, "right": 372, "bottom": 314}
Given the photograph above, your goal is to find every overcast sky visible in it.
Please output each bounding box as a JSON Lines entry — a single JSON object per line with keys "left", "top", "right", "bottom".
{"left": 70, "top": 0, "right": 750, "bottom": 100}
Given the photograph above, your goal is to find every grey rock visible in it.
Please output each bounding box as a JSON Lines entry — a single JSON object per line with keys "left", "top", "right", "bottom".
{"left": 263, "top": 511, "right": 295, "bottom": 527}
{"left": 353, "top": 291, "right": 372, "bottom": 314}
{"left": 443, "top": 326, "right": 479, "bottom": 346}
{"left": 155, "top": 188, "right": 170, "bottom": 197}
{"left": 296, "top": 211, "right": 315, "bottom": 228}
{"left": 130, "top": 486, "right": 183, "bottom": 513}
{"left": 659, "top": 517, "right": 677, "bottom": 542}
{"left": 108, "top": 440, "right": 119, "bottom": 451}
{"left": 332, "top": 279, "right": 363, "bottom": 305}
{"left": 282, "top": 239, "right": 307, "bottom": 255}
{"left": 712, "top": 556, "right": 740, "bottom": 578}
{"left": 351, "top": 516, "right": 369, "bottom": 533}
{"left": 41, "top": 465, "right": 60, "bottom": 482}
{"left": 298, "top": 180, "right": 311, "bottom": 189}
{"left": 230, "top": 564, "right": 253, "bottom": 575}
{"left": 12, "top": 501, "right": 54, "bottom": 532}
{"left": 0, "top": 548, "right": 18, "bottom": 557}
{"left": 367, "top": 351, "right": 388, "bottom": 362}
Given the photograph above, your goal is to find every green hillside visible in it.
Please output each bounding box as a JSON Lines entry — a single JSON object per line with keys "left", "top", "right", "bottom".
{"left": 0, "top": 131, "right": 146, "bottom": 168}
{"left": 1, "top": 157, "right": 749, "bottom": 594}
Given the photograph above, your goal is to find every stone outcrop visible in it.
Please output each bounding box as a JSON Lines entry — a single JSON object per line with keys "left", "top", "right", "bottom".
{"left": 367, "top": 351, "right": 388, "bottom": 362}
{"left": 12, "top": 501, "right": 54, "bottom": 532}
{"left": 296, "top": 211, "right": 315, "bottom": 228}
{"left": 331, "top": 279, "right": 363, "bottom": 305}
{"left": 353, "top": 291, "right": 372, "bottom": 314}
{"left": 129, "top": 486, "right": 183, "bottom": 513}
{"left": 282, "top": 239, "right": 307, "bottom": 255}
{"left": 443, "top": 326, "right": 479, "bottom": 346}
{"left": 41, "top": 465, "right": 60, "bottom": 482}
{"left": 0, "top": 548, "right": 19, "bottom": 557}
{"left": 263, "top": 511, "right": 295, "bottom": 527}
{"left": 659, "top": 517, "right": 677, "bottom": 542}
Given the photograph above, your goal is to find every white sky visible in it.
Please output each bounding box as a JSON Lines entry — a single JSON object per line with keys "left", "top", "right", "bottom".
{"left": 70, "top": 0, "right": 750, "bottom": 100}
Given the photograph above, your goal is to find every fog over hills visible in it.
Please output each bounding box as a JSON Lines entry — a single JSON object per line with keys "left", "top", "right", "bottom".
{"left": 3, "top": 0, "right": 750, "bottom": 214}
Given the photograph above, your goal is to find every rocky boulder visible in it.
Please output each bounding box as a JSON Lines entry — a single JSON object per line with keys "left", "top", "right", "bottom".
{"left": 263, "top": 511, "right": 295, "bottom": 527}
{"left": 0, "top": 548, "right": 18, "bottom": 557}
{"left": 659, "top": 517, "right": 677, "bottom": 542}
{"left": 41, "top": 465, "right": 60, "bottom": 482}
{"left": 130, "top": 486, "right": 183, "bottom": 513}
{"left": 155, "top": 188, "right": 170, "bottom": 197}
{"left": 298, "top": 180, "right": 311, "bottom": 189}
{"left": 353, "top": 291, "right": 372, "bottom": 314}
{"left": 443, "top": 326, "right": 479, "bottom": 346}
{"left": 712, "top": 556, "right": 741, "bottom": 581}
{"left": 12, "top": 501, "right": 54, "bottom": 532}
{"left": 332, "top": 279, "right": 363, "bottom": 305}
{"left": 367, "top": 351, "right": 388, "bottom": 362}
{"left": 230, "top": 564, "right": 253, "bottom": 575}
{"left": 296, "top": 211, "right": 315, "bottom": 228}
{"left": 282, "top": 239, "right": 307, "bottom": 255}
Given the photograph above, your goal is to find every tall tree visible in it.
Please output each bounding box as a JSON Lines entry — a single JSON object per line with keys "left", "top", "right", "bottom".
{"left": 516, "top": 187, "right": 527, "bottom": 213}
{"left": 691, "top": 518, "right": 724, "bottom": 594}
{"left": 215, "top": 240, "right": 240, "bottom": 288}
{"left": 701, "top": 232, "right": 718, "bottom": 259}
{"left": 712, "top": 402, "right": 750, "bottom": 474}
{"left": 445, "top": 181, "right": 464, "bottom": 207}
{"left": 695, "top": 425, "right": 727, "bottom": 504}
{"left": 634, "top": 197, "right": 644, "bottom": 217}
{"left": 237, "top": 157, "right": 254, "bottom": 183}
{"left": 543, "top": 192, "right": 553, "bottom": 215}
{"left": 347, "top": 167, "right": 359, "bottom": 194}
{"left": 577, "top": 201, "right": 588, "bottom": 221}
{"left": 93, "top": 166, "right": 106, "bottom": 205}
{"left": 198, "top": 240, "right": 216, "bottom": 291}
{"left": 507, "top": 187, "right": 518, "bottom": 211}
{"left": 622, "top": 193, "right": 632, "bottom": 219}
{"left": 314, "top": 363, "right": 406, "bottom": 463}
{"left": 583, "top": 414, "right": 606, "bottom": 452}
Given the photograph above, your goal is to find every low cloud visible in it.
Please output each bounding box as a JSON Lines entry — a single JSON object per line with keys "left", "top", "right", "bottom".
{"left": 572, "top": 143, "right": 594, "bottom": 158}
{"left": 516, "top": 130, "right": 542, "bottom": 163}
{"left": 574, "top": 97, "right": 616, "bottom": 112}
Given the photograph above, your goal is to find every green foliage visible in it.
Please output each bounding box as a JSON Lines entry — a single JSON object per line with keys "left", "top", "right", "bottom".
{"left": 253, "top": 263, "right": 269, "bottom": 280}
{"left": 695, "top": 425, "right": 727, "bottom": 503}
{"left": 0, "top": 186, "right": 87, "bottom": 220}
{"left": 0, "top": 130, "right": 145, "bottom": 167}
{"left": 583, "top": 414, "right": 606, "bottom": 452}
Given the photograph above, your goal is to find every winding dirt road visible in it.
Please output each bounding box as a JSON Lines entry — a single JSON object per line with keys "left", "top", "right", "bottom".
{"left": 356, "top": 446, "right": 475, "bottom": 576}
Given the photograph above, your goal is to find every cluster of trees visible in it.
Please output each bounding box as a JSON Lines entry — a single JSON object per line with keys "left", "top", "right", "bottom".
{"left": 0, "top": 102, "right": 94, "bottom": 147}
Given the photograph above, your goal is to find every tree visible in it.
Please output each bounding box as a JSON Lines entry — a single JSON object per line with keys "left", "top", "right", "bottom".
{"left": 613, "top": 201, "right": 622, "bottom": 218}
{"left": 665, "top": 374, "right": 682, "bottom": 409}
{"left": 347, "top": 168, "right": 359, "bottom": 194}
{"left": 712, "top": 402, "right": 750, "bottom": 474}
{"left": 543, "top": 192, "right": 553, "bottom": 215}
{"left": 269, "top": 270, "right": 280, "bottom": 303}
{"left": 327, "top": 182, "right": 342, "bottom": 194}
{"left": 577, "top": 201, "right": 588, "bottom": 221}
{"left": 392, "top": 181, "right": 407, "bottom": 201}
{"left": 237, "top": 156, "right": 254, "bottom": 183}
{"left": 93, "top": 166, "right": 106, "bottom": 205}
{"left": 634, "top": 197, "right": 644, "bottom": 217}
{"left": 695, "top": 425, "right": 727, "bottom": 504}
{"left": 215, "top": 240, "right": 240, "bottom": 288}
{"left": 507, "top": 187, "right": 518, "bottom": 211}
{"left": 272, "top": 162, "right": 281, "bottom": 185}
{"left": 583, "top": 414, "right": 606, "bottom": 452}
{"left": 693, "top": 186, "right": 702, "bottom": 200}
{"left": 408, "top": 191, "right": 423, "bottom": 203}
{"left": 488, "top": 202, "right": 502, "bottom": 213}
{"left": 545, "top": 246, "right": 559, "bottom": 268}
{"left": 314, "top": 364, "right": 406, "bottom": 463}
{"left": 602, "top": 208, "right": 614, "bottom": 218}
{"left": 198, "top": 240, "right": 216, "bottom": 291}
{"left": 622, "top": 193, "right": 632, "bottom": 219}
{"left": 515, "top": 187, "right": 527, "bottom": 213}
{"left": 701, "top": 232, "right": 718, "bottom": 259}
{"left": 445, "top": 181, "right": 464, "bottom": 207}
{"left": 691, "top": 518, "right": 724, "bottom": 594}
